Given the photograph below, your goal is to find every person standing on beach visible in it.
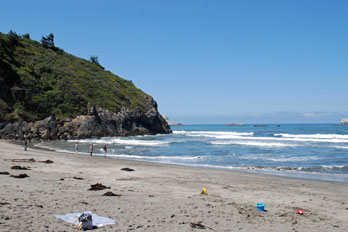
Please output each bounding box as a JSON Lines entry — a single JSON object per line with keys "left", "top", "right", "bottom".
{"left": 75, "top": 142, "right": 79, "bottom": 153}
{"left": 103, "top": 144, "right": 107, "bottom": 157}
{"left": 90, "top": 144, "right": 93, "bottom": 156}
{"left": 24, "top": 139, "right": 27, "bottom": 151}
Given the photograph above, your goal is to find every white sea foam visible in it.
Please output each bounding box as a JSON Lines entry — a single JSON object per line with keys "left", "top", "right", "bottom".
{"left": 266, "top": 156, "right": 320, "bottom": 162}
{"left": 111, "top": 139, "right": 170, "bottom": 146}
{"left": 175, "top": 131, "right": 348, "bottom": 144}
{"left": 320, "top": 165, "right": 346, "bottom": 169}
{"left": 210, "top": 141, "right": 299, "bottom": 147}
{"left": 275, "top": 133, "right": 348, "bottom": 139}
{"left": 242, "top": 136, "right": 348, "bottom": 143}
{"left": 68, "top": 138, "right": 170, "bottom": 146}
{"left": 238, "top": 154, "right": 320, "bottom": 162}
{"left": 68, "top": 138, "right": 113, "bottom": 144}
{"left": 174, "top": 130, "right": 254, "bottom": 137}
{"left": 108, "top": 154, "right": 202, "bottom": 161}
{"left": 331, "top": 145, "right": 348, "bottom": 149}
{"left": 35, "top": 144, "right": 92, "bottom": 156}
{"left": 215, "top": 134, "right": 348, "bottom": 144}
{"left": 36, "top": 144, "right": 73, "bottom": 153}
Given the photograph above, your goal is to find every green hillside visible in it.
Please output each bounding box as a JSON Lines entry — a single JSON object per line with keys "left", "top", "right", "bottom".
{"left": 0, "top": 31, "right": 150, "bottom": 122}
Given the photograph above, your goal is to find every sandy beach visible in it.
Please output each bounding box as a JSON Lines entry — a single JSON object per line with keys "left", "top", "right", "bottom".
{"left": 0, "top": 140, "right": 347, "bottom": 231}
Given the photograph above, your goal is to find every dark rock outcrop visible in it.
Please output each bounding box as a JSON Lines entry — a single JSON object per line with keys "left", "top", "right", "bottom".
{"left": 163, "top": 115, "right": 183, "bottom": 126}
{"left": 341, "top": 118, "right": 348, "bottom": 125}
{"left": 0, "top": 95, "right": 171, "bottom": 140}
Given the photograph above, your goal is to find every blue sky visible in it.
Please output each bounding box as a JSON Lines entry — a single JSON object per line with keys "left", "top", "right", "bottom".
{"left": 1, "top": 0, "right": 348, "bottom": 123}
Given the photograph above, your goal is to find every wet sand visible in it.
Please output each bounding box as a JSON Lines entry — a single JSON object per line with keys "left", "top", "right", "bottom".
{"left": 0, "top": 140, "right": 347, "bottom": 231}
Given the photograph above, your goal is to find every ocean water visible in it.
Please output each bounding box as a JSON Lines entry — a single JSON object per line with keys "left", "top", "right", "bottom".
{"left": 36, "top": 124, "right": 348, "bottom": 182}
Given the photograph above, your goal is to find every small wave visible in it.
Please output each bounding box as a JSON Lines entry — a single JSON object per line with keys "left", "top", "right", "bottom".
{"left": 68, "top": 138, "right": 170, "bottom": 146}
{"left": 331, "top": 146, "right": 348, "bottom": 149}
{"left": 211, "top": 141, "right": 299, "bottom": 147}
{"left": 239, "top": 155, "right": 320, "bottom": 162}
{"left": 275, "top": 133, "right": 348, "bottom": 139}
{"left": 174, "top": 130, "right": 254, "bottom": 137}
{"left": 68, "top": 138, "right": 113, "bottom": 144}
{"left": 219, "top": 135, "right": 348, "bottom": 143}
{"left": 218, "top": 135, "right": 348, "bottom": 143}
{"left": 188, "top": 164, "right": 348, "bottom": 172}
{"left": 244, "top": 165, "right": 348, "bottom": 174}
{"left": 175, "top": 131, "right": 348, "bottom": 143}
{"left": 35, "top": 144, "right": 75, "bottom": 153}
{"left": 266, "top": 156, "right": 320, "bottom": 162}
{"left": 111, "top": 139, "right": 170, "bottom": 146}
{"left": 35, "top": 144, "right": 95, "bottom": 156}
{"left": 109, "top": 154, "right": 202, "bottom": 161}
{"left": 298, "top": 165, "right": 348, "bottom": 172}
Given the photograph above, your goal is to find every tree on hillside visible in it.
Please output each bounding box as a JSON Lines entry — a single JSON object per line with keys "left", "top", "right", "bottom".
{"left": 90, "top": 55, "right": 99, "bottom": 64}
{"left": 8, "top": 30, "right": 20, "bottom": 46}
{"left": 22, "top": 33, "right": 30, "bottom": 39}
{"left": 89, "top": 55, "right": 105, "bottom": 69}
{"left": 41, "top": 33, "right": 54, "bottom": 48}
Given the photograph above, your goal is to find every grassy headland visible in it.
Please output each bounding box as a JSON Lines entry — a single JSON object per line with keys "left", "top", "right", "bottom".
{"left": 0, "top": 31, "right": 151, "bottom": 122}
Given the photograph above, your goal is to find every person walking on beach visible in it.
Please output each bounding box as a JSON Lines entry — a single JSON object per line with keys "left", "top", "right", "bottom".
{"left": 75, "top": 142, "right": 79, "bottom": 153}
{"left": 89, "top": 144, "right": 93, "bottom": 156}
{"left": 24, "top": 139, "right": 27, "bottom": 151}
{"left": 103, "top": 144, "right": 107, "bottom": 158}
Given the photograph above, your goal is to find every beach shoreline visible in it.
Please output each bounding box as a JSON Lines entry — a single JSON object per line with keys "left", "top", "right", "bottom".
{"left": 0, "top": 140, "right": 347, "bottom": 231}
{"left": 31, "top": 138, "right": 348, "bottom": 184}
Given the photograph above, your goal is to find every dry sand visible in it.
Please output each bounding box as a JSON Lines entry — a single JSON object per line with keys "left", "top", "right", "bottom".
{"left": 0, "top": 140, "right": 347, "bottom": 231}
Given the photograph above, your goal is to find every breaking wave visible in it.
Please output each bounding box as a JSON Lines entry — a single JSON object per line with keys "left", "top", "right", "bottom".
{"left": 108, "top": 154, "right": 203, "bottom": 161}
{"left": 211, "top": 141, "right": 300, "bottom": 147}
{"left": 174, "top": 131, "right": 254, "bottom": 137}
{"left": 36, "top": 124, "right": 348, "bottom": 181}
{"left": 275, "top": 133, "right": 348, "bottom": 139}
{"left": 69, "top": 138, "right": 170, "bottom": 146}
{"left": 239, "top": 155, "right": 320, "bottom": 162}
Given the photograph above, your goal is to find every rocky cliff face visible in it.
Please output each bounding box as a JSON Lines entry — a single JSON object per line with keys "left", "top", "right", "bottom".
{"left": 0, "top": 94, "right": 171, "bottom": 140}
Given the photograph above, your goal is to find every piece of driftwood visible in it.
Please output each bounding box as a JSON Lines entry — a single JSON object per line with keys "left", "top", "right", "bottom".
{"left": 11, "top": 158, "right": 36, "bottom": 162}
{"left": 11, "top": 166, "right": 31, "bottom": 170}
{"left": 88, "top": 183, "right": 110, "bottom": 191}
{"left": 103, "top": 191, "right": 121, "bottom": 196}
{"left": 190, "top": 222, "right": 216, "bottom": 231}
{"left": 39, "top": 160, "right": 54, "bottom": 164}
{"left": 190, "top": 222, "right": 206, "bottom": 229}
{"left": 120, "top": 167, "right": 134, "bottom": 172}
{"left": 10, "top": 173, "right": 29, "bottom": 178}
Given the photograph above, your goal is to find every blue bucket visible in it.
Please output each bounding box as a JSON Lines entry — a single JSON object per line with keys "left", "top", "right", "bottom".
{"left": 256, "top": 203, "right": 265, "bottom": 211}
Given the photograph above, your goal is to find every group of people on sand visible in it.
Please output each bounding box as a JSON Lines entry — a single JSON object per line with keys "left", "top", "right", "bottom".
{"left": 75, "top": 142, "right": 107, "bottom": 157}
{"left": 23, "top": 139, "right": 108, "bottom": 158}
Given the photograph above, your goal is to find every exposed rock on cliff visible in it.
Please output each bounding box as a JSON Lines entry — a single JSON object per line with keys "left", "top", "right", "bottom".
{"left": 0, "top": 103, "right": 171, "bottom": 140}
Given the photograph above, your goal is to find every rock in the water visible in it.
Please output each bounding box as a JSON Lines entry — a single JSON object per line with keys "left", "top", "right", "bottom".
{"left": 341, "top": 118, "right": 348, "bottom": 125}
{"left": 162, "top": 115, "right": 183, "bottom": 126}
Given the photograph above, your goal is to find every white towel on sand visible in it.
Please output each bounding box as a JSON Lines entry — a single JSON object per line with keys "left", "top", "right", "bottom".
{"left": 55, "top": 211, "right": 116, "bottom": 228}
